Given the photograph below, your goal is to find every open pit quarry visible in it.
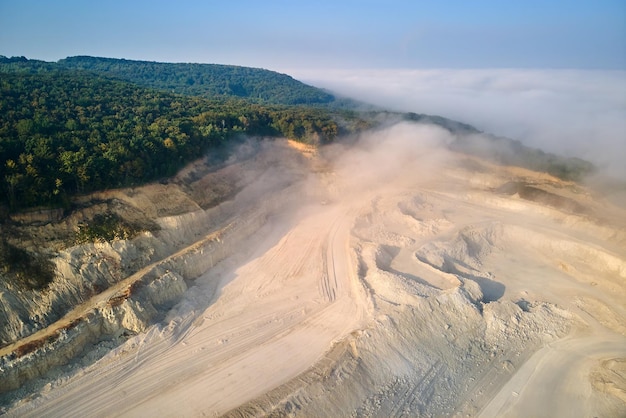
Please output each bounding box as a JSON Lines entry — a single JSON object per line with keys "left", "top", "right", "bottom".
{"left": 1, "top": 123, "right": 625, "bottom": 417}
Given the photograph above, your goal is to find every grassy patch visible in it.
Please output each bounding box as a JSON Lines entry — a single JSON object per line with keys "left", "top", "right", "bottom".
{"left": 75, "top": 213, "right": 145, "bottom": 244}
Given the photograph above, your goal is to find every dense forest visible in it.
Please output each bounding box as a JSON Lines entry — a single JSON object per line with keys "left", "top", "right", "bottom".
{"left": 1, "top": 55, "right": 335, "bottom": 106}
{"left": 59, "top": 56, "right": 336, "bottom": 105}
{"left": 0, "top": 62, "right": 352, "bottom": 211}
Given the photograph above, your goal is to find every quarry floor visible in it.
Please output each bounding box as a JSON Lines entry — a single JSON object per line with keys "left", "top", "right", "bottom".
{"left": 2, "top": 126, "right": 626, "bottom": 417}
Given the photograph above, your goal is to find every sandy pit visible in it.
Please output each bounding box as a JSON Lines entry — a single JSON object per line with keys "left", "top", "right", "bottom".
{"left": 2, "top": 123, "right": 625, "bottom": 417}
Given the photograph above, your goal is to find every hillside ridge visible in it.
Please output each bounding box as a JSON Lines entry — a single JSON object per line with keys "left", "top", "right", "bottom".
{"left": 1, "top": 55, "right": 336, "bottom": 106}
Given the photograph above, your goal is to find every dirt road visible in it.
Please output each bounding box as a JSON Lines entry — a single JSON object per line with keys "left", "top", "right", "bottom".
{"left": 4, "top": 131, "right": 625, "bottom": 417}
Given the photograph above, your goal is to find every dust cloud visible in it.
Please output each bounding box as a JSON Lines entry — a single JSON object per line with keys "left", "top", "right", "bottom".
{"left": 323, "top": 122, "right": 454, "bottom": 192}
{"left": 288, "top": 68, "right": 626, "bottom": 178}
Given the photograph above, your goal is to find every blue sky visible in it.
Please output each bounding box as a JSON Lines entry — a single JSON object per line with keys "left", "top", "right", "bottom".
{"left": 1, "top": 0, "right": 624, "bottom": 69}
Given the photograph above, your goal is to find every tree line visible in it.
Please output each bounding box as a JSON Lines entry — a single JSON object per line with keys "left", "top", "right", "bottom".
{"left": 0, "top": 69, "right": 344, "bottom": 211}
{"left": 0, "top": 55, "right": 336, "bottom": 106}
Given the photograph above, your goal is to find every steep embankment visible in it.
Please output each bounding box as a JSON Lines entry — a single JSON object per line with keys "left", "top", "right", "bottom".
{"left": 0, "top": 139, "right": 314, "bottom": 398}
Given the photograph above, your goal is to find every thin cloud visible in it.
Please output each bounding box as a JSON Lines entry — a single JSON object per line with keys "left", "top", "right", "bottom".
{"left": 287, "top": 68, "right": 626, "bottom": 177}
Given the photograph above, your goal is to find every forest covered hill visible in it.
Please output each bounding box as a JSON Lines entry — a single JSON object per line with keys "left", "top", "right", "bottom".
{"left": 1, "top": 55, "right": 335, "bottom": 105}
{"left": 0, "top": 57, "right": 365, "bottom": 211}
{"left": 0, "top": 55, "right": 595, "bottom": 213}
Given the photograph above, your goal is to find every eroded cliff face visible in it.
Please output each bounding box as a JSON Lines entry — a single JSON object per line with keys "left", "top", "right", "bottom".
{"left": 0, "top": 139, "right": 314, "bottom": 394}
{"left": 0, "top": 269, "right": 188, "bottom": 392}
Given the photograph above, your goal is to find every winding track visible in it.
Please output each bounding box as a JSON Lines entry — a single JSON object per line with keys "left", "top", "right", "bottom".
{"left": 7, "top": 204, "right": 368, "bottom": 417}
{"left": 479, "top": 332, "right": 626, "bottom": 417}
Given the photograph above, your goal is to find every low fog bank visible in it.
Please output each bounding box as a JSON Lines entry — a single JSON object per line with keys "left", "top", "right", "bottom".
{"left": 324, "top": 122, "right": 454, "bottom": 192}
{"left": 287, "top": 68, "right": 626, "bottom": 179}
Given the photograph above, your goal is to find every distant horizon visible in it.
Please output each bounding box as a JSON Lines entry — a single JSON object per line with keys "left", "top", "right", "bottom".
{"left": 5, "top": 53, "right": 626, "bottom": 75}
{"left": 1, "top": 1, "right": 624, "bottom": 71}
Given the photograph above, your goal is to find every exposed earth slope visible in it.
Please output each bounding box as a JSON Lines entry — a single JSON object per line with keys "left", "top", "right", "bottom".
{"left": 1, "top": 123, "right": 625, "bottom": 417}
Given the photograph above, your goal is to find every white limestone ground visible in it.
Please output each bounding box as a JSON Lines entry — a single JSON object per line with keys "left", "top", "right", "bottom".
{"left": 1, "top": 123, "right": 625, "bottom": 417}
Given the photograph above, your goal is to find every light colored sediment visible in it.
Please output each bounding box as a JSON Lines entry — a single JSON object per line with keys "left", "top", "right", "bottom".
{"left": 2, "top": 124, "right": 625, "bottom": 417}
